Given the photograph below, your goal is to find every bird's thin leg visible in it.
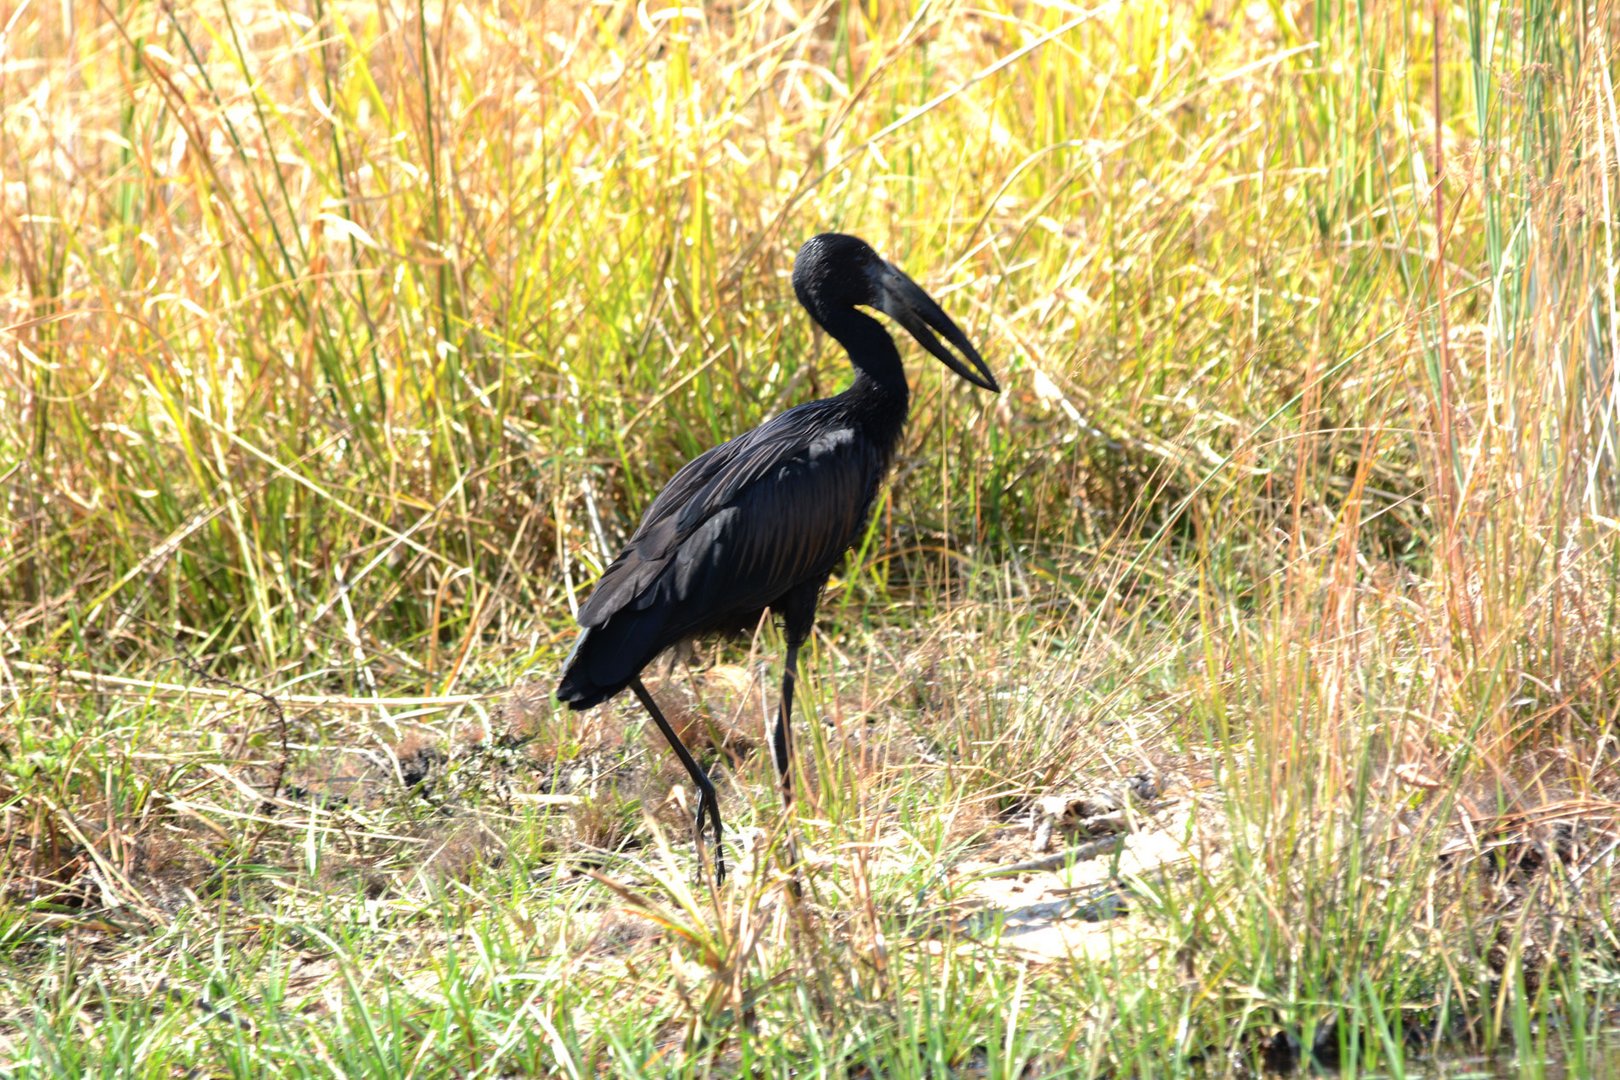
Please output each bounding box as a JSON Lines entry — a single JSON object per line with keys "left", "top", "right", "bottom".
{"left": 772, "top": 637, "right": 802, "bottom": 809}
{"left": 772, "top": 637, "right": 808, "bottom": 898}
{"left": 630, "top": 678, "right": 725, "bottom": 884}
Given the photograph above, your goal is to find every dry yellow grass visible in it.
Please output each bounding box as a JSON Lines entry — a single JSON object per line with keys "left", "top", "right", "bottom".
{"left": 3, "top": 0, "right": 1620, "bottom": 1073}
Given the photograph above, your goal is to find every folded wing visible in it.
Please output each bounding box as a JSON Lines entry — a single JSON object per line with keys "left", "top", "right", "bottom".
{"left": 559, "top": 402, "right": 885, "bottom": 707}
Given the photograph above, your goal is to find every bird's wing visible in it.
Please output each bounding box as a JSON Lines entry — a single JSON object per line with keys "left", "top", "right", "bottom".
{"left": 576, "top": 403, "right": 881, "bottom": 631}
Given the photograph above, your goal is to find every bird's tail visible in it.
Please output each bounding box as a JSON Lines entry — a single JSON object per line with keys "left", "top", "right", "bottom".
{"left": 555, "top": 628, "right": 610, "bottom": 709}
{"left": 555, "top": 678, "right": 611, "bottom": 710}
{"left": 555, "top": 614, "right": 673, "bottom": 710}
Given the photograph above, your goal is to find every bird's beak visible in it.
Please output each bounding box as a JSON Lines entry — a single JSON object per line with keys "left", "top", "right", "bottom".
{"left": 875, "top": 263, "right": 1000, "bottom": 393}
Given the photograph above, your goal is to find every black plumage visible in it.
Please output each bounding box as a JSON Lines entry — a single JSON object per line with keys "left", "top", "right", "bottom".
{"left": 557, "top": 233, "right": 999, "bottom": 883}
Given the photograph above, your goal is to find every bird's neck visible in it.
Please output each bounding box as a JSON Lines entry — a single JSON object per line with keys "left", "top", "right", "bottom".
{"left": 819, "top": 306, "right": 911, "bottom": 405}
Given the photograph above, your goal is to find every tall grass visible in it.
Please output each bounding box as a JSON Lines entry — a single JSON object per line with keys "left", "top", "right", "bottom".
{"left": 4, "top": 0, "right": 1619, "bottom": 1074}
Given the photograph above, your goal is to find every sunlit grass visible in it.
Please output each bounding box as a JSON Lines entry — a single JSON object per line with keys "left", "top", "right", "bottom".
{"left": 4, "top": 0, "right": 1620, "bottom": 1074}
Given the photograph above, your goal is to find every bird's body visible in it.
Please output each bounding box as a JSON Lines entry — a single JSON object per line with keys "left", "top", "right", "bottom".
{"left": 556, "top": 381, "right": 905, "bottom": 710}
{"left": 557, "top": 233, "right": 997, "bottom": 883}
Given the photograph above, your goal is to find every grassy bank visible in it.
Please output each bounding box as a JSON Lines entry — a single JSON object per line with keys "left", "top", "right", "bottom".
{"left": 4, "top": 0, "right": 1619, "bottom": 1073}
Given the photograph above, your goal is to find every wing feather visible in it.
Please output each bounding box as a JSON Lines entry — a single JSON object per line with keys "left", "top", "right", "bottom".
{"left": 577, "top": 401, "right": 882, "bottom": 635}
{"left": 559, "top": 398, "right": 894, "bottom": 707}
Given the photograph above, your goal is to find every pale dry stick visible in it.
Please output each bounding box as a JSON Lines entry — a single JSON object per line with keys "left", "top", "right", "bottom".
{"left": 162, "top": 785, "right": 437, "bottom": 844}
{"left": 333, "top": 558, "right": 377, "bottom": 694}
{"left": 579, "top": 475, "right": 611, "bottom": 567}
{"left": 555, "top": 470, "right": 582, "bottom": 622}
{"left": 9, "top": 659, "right": 484, "bottom": 710}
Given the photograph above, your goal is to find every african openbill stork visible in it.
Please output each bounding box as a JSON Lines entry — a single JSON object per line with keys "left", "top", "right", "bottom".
{"left": 556, "top": 233, "right": 999, "bottom": 882}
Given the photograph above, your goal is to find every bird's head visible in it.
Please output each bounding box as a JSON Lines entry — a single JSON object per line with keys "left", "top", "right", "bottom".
{"left": 793, "top": 233, "right": 1000, "bottom": 393}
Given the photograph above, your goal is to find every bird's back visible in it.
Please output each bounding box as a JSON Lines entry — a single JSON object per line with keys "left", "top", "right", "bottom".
{"left": 557, "top": 392, "right": 902, "bottom": 709}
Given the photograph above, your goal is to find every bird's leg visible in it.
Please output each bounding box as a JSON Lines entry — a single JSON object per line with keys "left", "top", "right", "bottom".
{"left": 630, "top": 678, "right": 725, "bottom": 884}
{"left": 772, "top": 636, "right": 807, "bottom": 896}
{"left": 772, "top": 638, "right": 802, "bottom": 809}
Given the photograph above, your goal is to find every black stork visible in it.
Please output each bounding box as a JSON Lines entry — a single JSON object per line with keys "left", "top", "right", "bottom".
{"left": 556, "top": 233, "right": 999, "bottom": 882}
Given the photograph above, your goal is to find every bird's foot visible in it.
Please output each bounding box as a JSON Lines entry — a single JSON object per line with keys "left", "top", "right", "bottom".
{"left": 693, "top": 790, "right": 726, "bottom": 886}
